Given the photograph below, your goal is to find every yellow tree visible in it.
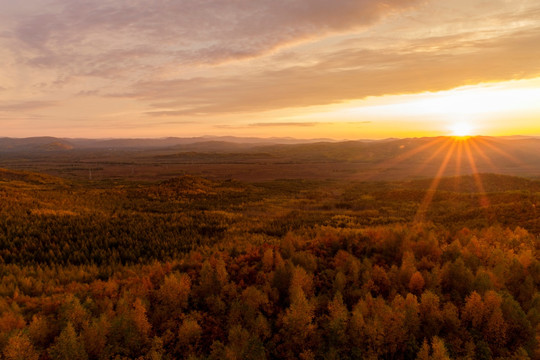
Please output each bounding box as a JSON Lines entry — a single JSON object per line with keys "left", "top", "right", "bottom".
{"left": 177, "top": 317, "right": 202, "bottom": 355}
{"left": 462, "top": 291, "right": 484, "bottom": 328}
{"left": 28, "top": 314, "right": 55, "bottom": 349}
{"left": 81, "top": 314, "right": 111, "bottom": 360}
{"left": 48, "top": 322, "right": 88, "bottom": 360}
{"left": 326, "top": 292, "right": 349, "bottom": 354}
{"left": 415, "top": 337, "right": 451, "bottom": 360}
{"left": 279, "top": 287, "right": 316, "bottom": 358}
{"left": 3, "top": 332, "right": 39, "bottom": 360}
{"left": 156, "top": 273, "right": 191, "bottom": 311}
{"left": 431, "top": 336, "right": 451, "bottom": 360}
{"left": 416, "top": 339, "right": 430, "bottom": 360}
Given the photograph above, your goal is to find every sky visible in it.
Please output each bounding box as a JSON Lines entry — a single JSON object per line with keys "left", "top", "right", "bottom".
{"left": 1, "top": 0, "right": 540, "bottom": 139}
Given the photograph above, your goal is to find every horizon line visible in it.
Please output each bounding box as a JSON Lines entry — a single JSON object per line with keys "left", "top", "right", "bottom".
{"left": 1, "top": 134, "right": 540, "bottom": 142}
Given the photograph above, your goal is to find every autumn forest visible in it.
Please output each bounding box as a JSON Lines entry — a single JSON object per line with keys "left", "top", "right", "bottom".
{"left": 3, "top": 0, "right": 540, "bottom": 357}
{"left": 0, "top": 136, "right": 539, "bottom": 359}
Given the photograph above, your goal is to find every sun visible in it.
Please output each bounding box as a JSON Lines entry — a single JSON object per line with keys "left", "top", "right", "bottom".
{"left": 450, "top": 122, "right": 473, "bottom": 137}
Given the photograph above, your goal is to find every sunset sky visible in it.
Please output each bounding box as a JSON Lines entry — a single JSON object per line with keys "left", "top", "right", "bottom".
{"left": 1, "top": 0, "right": 540, "bottom": 139}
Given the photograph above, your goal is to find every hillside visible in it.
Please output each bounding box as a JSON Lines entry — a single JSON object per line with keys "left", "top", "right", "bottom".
{"left": 0, "top": 168, "right": 67, "bottom": 185}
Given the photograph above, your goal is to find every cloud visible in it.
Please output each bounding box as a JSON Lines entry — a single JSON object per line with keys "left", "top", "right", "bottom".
{"left": 121, "top": 26, "right": 540, "bottom": 116}
{"left": 5, "top": 0, "right": 422, "bottom": 81}
{"left": 0, "top": 101, "right": 57, "bottom": 112}
{"left": 214, "top": 122, "right": 324, "bottom": 130}
{"left": 76, "top": 90, "right": 100, "bottom": 97}
{"left": 249, "top": 122, "right": 321, "bottom": 127}
{"left": 213, "top": 125, "right": 245, "bottom": 130}
{"left": 249, "top": 121, "right": 372, "bottom": 127}
{"left": 215, "top": 121, "right": 373, "bottom": 129}
{"left": 144, "top": 110, "right": 199, "bottom": 117}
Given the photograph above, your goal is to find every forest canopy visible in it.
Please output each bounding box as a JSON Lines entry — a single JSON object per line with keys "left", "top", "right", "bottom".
{"left": 0, "top": 169, "right": 538, "bottom": 359}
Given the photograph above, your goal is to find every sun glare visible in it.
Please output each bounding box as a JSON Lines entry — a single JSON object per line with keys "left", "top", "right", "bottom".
{"left": 451, "top": 122, "right": 473, "bottom": 137}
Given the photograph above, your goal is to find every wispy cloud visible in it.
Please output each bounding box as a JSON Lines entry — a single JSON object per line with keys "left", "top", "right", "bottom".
{"left": 215, "top": 121, "right": 373, "bottom": 130}
{"left": 249, "top": 122, "right": 322, "bottom": 128}
{"left": 0, "top": 101, "right": 57, "bottom": 112}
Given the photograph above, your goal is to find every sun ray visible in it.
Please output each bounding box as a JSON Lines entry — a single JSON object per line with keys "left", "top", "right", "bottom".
{"left": 475, "top": 137, "right": 529, "bottom": 169}
{"left": 468, "top": 138, "right": 499, "bottom": 173}
{"left": 414, "top": 140, "right": 458, "bottom": 223}
{"left": 357, "top": 137, "right": 447, "bottom": 181}
{"left": 454, "top": 140, "right": 464, "bottom": 191}
{"left": 410, "top": 138, "right": 453, "bottom": 177}
{"left": 464, "top": 140, "right": 490, "bottom": 208}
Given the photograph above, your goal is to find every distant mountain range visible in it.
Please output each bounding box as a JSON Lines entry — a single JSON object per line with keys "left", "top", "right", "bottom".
{"left": 0, "top": 135, "right": 538, "bottom": 151}
{"left": 1, "top": 135, "right": 539, "bottom": 181}
{"left": 0, "top": 136, "right": 343, "bottom": 151}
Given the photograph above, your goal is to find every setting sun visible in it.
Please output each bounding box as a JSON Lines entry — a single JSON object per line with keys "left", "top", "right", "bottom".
{"left": 451, "top": 122, "right": 473, "bottom": 137}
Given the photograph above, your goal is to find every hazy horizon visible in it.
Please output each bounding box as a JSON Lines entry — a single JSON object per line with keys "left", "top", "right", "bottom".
{"left": 1, "top": 134, "right": 540, "bottom": 142}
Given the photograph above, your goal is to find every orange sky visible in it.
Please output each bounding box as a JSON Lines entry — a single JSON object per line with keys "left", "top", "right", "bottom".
{"left": 1, "top": 0, "right": 540, "bottom": 139}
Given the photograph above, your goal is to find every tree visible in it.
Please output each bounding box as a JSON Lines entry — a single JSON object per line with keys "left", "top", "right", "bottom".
{"left": 482, "top": 291, "right": 507, "bottom": 351}
{"left": 431, "top": 336, "right": 451, "bottom": 360}
{"left": 156, "top": 273, "right": 191, "bottom": 311}
{"left": 279, "top": 287, "right": 316, "bottom": 358}
{"left": 289, "top": 266, "right": 313, "bottom": 299}
{"left": 369, "top": 265, "right": 391, "bottom": 298}
{"left": 415, "top": 337, "right": 450, "bottom": 360}
{"left": 81, "top": 314, "right": 111, "bottom": 360}
{"left": 177, "top": 317, "right": 202, "bottom": 354}
{"left": 325, "top": 292, "right": 349, "bottom": 354}
{"left": 60, "top": 295, "right": 89, "bottom": 332}
{"left": 441, "top": 258, "right": 474, "bottom": 303}
{"left": 261, "top": 248, "right": 274, "bottom": 272}
{"left": 28, "top": 314, "right": 55, "bottom": 349}
{"left": 419, "top": 291, "right": 443, "bottom": 338}
{"left": 417, "top": 339, "right": 430, "bottom": 360}
{"left": 3, "top": 332, "right": 39, "bottom": 360}
{"left": 224, "top": 325, "right": 266, "bottom": 360}
{"left": 462, "top": 291, "right": 484, "bottom": 328}
{"left": 146, "top": 336, "right": 165, "bottom": 360}
{"left": 48, "top": 322, "right": 88, "bottom": 360}
{"left": 109, "top": 297, "right": 152, "bottom": 357}
{"left": 409, "top": 271, "right": 425, "bottom": 294}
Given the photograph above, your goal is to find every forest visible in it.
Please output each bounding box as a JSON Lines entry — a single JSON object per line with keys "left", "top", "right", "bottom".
{"left": 0, "top": 167, "right": 539, "bottom": 359}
